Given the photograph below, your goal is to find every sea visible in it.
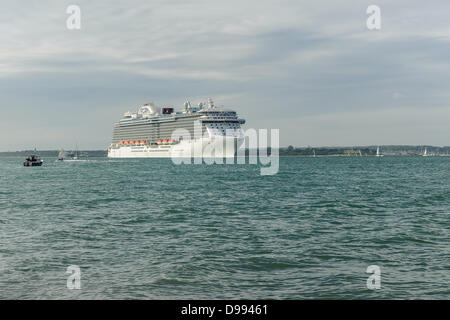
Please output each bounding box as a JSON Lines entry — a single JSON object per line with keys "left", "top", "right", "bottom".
{"left": 0, "top": 156, "right": 449, "bottom": 299}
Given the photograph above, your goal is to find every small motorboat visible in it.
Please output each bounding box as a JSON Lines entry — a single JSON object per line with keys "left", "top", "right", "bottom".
{"left": 24, "top": 154, "right": 43, "bottom": 167}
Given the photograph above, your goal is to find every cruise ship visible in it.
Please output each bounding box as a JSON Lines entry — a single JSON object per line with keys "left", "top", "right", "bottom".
{"left": 107, "top": 98, "right": 246, "bottom": 158}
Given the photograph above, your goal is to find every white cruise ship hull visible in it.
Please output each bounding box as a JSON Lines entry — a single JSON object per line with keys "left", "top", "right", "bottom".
{"left": 108, "top": 136, "right": 243, "bottom": 158}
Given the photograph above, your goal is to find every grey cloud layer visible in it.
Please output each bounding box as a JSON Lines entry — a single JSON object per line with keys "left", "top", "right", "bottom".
{"left": 1, "top": 0, "right": 449, "bottom": 149}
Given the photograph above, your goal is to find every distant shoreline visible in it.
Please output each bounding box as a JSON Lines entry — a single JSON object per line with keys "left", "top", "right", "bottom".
{"left": 0, "top": 150, "right": 108, "bottom": 157}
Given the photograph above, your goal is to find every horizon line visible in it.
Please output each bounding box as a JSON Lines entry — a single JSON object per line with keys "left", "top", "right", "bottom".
{"left": 1, "top": 144, "right": 449, "bottom": 153}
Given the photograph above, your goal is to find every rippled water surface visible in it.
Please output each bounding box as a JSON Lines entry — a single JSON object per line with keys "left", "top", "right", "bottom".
{"left": 1, "top": 156, "right": 449, "bottom": 299}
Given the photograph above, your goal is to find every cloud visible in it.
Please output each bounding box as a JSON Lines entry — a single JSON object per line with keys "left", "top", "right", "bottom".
{"left": 1, "top": 0, "right": 450, "bottom": 150}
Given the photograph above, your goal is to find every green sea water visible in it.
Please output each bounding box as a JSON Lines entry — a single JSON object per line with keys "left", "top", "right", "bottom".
{"left": 0, "top": 156, "right": 449, "bottom": 299}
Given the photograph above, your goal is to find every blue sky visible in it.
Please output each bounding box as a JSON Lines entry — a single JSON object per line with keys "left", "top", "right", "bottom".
{"left": 1, "top": 0, "right": 450, "bottom": 150}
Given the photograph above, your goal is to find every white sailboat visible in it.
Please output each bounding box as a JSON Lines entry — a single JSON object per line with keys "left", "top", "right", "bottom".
{"left": 72, "top": 144, "right": 79, "bottom": 160}
{"left": 376, "top": 146, "right": 384, "bottom": 157}
{"left": 423, "top": 147, "right": 429, "bottom": 157}
{"left": 58, "top": 149, "right": 68, "bottom": 161}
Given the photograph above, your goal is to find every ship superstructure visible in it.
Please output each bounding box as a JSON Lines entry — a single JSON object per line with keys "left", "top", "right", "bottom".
{"left": 108, "top": 98, "right": 246, "bottom": 158}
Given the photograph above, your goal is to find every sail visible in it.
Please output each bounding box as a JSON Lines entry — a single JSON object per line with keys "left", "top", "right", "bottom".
{"left": 58, "top": 149, "right": 68, "bottom": 159}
